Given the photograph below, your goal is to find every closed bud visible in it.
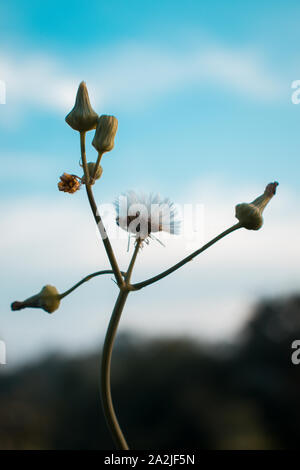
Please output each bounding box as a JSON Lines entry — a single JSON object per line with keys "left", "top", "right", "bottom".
{"left": 65, "top": 81, "right": 98, "bottom": 132}
{"left": 81, "top": 162, "right": 103, "bottom": 185}
{"left": 235, "top": 204, "right": 263, "bottom": 230}
{"left": 235, "top": 182, "right": 278, "bottom": 230}
{"left": 92, "top": 115, "right": 118, "bottom": 154}
{"left": 11, "top": 285, "right": 61, "bottom": 314}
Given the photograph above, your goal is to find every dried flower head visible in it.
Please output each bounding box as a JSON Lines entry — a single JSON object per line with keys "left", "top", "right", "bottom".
{"left": 235, "top": 181, "right": 279, "bottom": 230}
{"left": 114, "top": 191, "right": 180, "bottom": 244}
{"left": 11, "top": 285, "right": 61, "bottom": 314}
{"left": 65, "top": 81, "right": 98, "bottom": 132}
{"left": 92, "top": 115, "right": 118, "bottom": 154}
{"left": 58, "top": 173, "right": 81, "bottom": 194}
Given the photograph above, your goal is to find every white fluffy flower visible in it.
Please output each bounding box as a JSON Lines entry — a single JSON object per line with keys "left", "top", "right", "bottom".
{"left": 114, "top": 191, "right": 180, "bottom": 244}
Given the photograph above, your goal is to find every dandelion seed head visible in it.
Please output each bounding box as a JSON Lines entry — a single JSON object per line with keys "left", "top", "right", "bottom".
{"left": 114, "top": 191, "right": 180, "bottom": 245}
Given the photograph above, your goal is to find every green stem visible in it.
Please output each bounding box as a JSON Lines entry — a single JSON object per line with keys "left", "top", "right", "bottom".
{"left": 59, "top": 270, "right": 126, "bottom": 299}
{"left": 80, "top": 132, "right": 124, "bottom": 287}
{"left": 125, "top": 241, "right": 141, "bottom": 284}
{"left": 100, "top": 242, "right": 141, "bottom": 450}
{"left": 100, "top": 288, "right": 129, "bottom": 450}
{"left": 91, "top": 151, "right": 104, "bottom": 183}
{"left": 132, "top": 223, "right": 241, "bottom": 290}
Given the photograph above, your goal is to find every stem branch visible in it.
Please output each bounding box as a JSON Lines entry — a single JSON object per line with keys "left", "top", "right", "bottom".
{"left": 91, "top": 151, "right": 104, "bottom": 183}
{"left": 125, "top": 241, "right": 141, "bottom": 284}
{"left": 132, "top": 223, "right": 241, "bottom": 290}
{"left": 80, "top": 132, "right": 124, "bottom": 287}
{"left": 59, "top": 270, "right": 126, "bottom": 299}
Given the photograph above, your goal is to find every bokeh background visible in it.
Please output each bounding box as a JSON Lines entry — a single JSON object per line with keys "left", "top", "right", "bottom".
{"left": 1, "top": 0, "right": 300, "bottom": 449}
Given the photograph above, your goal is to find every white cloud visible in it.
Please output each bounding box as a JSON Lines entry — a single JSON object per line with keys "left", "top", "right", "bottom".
{"left": 0, "top": 40, "right": 284, "bottom": 126}
{"left": 94, "top": 43, "right": 283, "bottom": 107}
{"left": 199, "top": 46, "right": 281, "bottom": 99}
{"left": 0, "top": 53, "right": 77, "bottom": 111}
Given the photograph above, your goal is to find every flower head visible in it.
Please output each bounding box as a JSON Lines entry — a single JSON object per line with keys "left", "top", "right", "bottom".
{"left": 114, "top": 191, "right": 180, "bottom": 244}
{"left": 58, "top": 173, "right": 81, "bottom": 194}
{"left": 11, "top": 285, "right": 61, "bottom": 314}
{"left": 235, "top": 181, "right": 279, "bottom": 230}
{"left": 65, "top": 81, "right": 98, "bottom": 132}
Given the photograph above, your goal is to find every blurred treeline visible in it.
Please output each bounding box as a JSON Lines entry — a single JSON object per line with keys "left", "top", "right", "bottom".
{"left": 1, "top": 294, "right": 300, "bottom": 450}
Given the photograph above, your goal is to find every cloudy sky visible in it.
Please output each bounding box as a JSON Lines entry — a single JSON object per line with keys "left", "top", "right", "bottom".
{"left": 0, "top": 0, "right": 299, "bottom": 366}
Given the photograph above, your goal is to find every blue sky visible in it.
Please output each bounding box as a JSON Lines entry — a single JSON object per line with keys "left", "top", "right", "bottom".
{"left": 1, "top": 1, "right": 300, "bottom": 366}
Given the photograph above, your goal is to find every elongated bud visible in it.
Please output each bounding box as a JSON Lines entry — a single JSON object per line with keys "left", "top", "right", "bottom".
{"left": 11, "top": 285, "right": 61, "bottom": 314}
{"left": 235, "top": 182, "right": 278, "bottom": 230}
{"left": 81, "top": 162, "right": 103, "bottom": 185}
{"left": 65, "top": 81, "right": 98, "bottom": 132}
{"left": 92, "top": 115, "right": 118, "bottom": 154}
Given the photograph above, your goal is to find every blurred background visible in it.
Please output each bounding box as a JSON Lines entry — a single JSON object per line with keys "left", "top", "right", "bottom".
{"left": 0, "top": 0, "right": 300, "bottom": 449}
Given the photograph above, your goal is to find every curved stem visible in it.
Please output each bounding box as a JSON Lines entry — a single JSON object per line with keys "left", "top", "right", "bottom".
{"left": 101, "top": 288, "right": 129, "bottom": 450}
{"left": 132, "top": 223, "right": 241, "bottom": 290}
{"left": 80, "top": 132, "right": 124, "bottom": 287}
{"left": 100, "top": 242, "right": 141, "bottom": 450}
{"left": 59, "top": 270, "right": 126, "bottom": 299}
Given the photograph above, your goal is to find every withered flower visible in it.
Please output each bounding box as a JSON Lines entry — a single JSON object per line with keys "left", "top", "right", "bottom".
{"left": 58, "top": 173, "right": 81, "bottom": 194}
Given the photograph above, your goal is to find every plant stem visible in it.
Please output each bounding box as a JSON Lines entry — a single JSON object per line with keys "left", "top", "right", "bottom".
{"left": 125, "top": 240, "right": 141, "bottom": 284}
{"left": 132, "top": 223, "right": 241, "bottom": 290}
{"left": 59, "top": 270, "right": 126, "bottom": 299}
{"left": 101, "top": 288, "right": 129, "bottom": 450}
{"left": 100, "top": 242, "right": 141, "bottom": 450}
{"left": 80, "top": 131, "right": 124, "bottom": 287}
{"left": 91, "top": 151, "right": 104, "bottom": 183}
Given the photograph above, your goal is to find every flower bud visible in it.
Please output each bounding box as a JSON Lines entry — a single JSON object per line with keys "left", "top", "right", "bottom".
{"left": 235, "top": 204, "right": 263, "bottom": 230}
{"left": 65, "top": 81, "right": 98, "bottom": 132}
{"left": 235, "top": 182, "right": 278, "bottom": 230}
{"left": 11, "top": 285, "right": 61, "bottom": 314}
{"left": 81, "top": 162, "right": 103, "bottom": 185}
{"left": 92, "top": 115, "right": 118, "bottom": 154}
